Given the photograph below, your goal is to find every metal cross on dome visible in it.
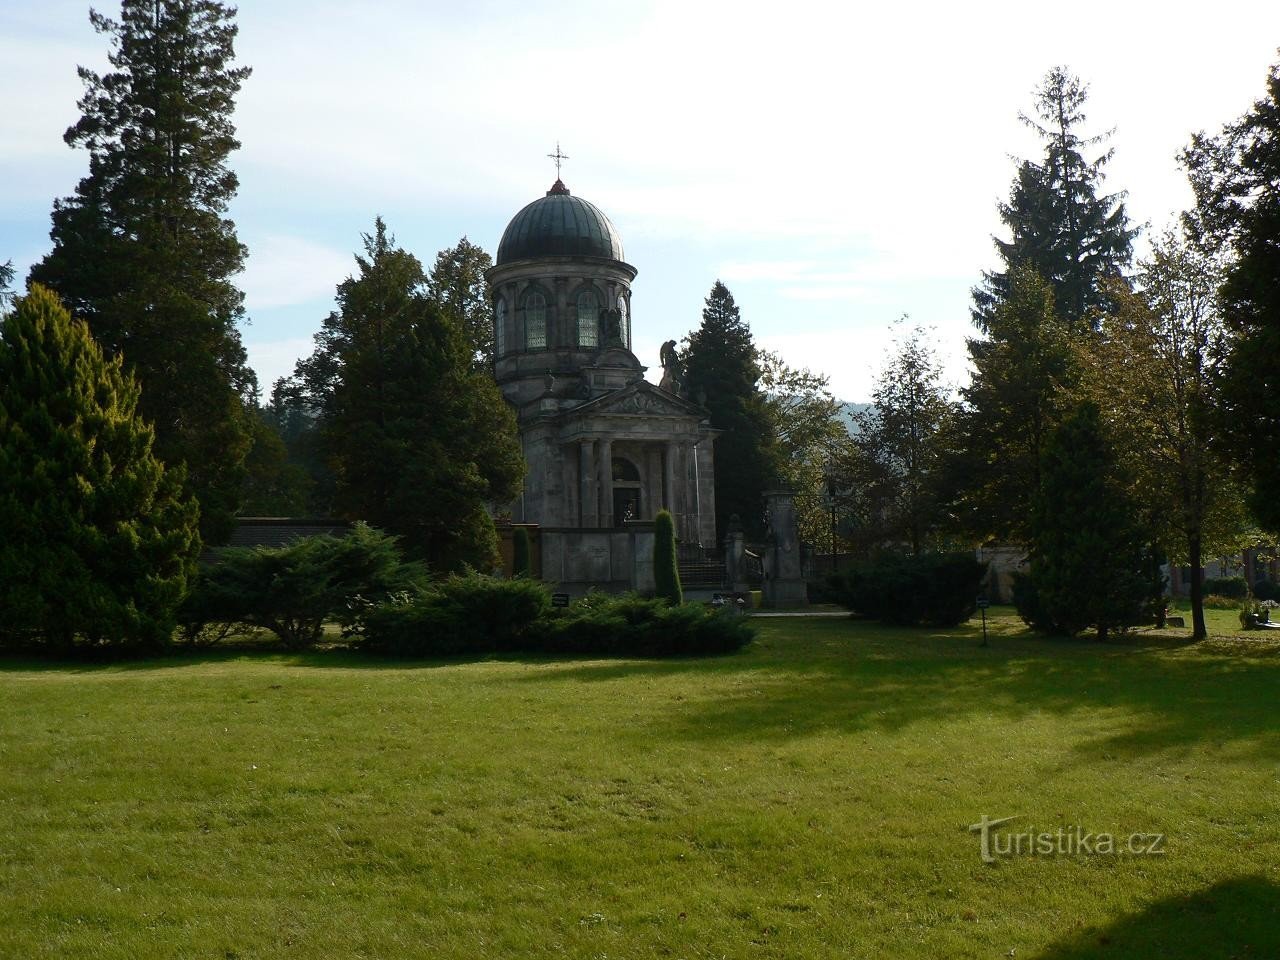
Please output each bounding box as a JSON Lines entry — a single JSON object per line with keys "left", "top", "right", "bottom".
{"left": 547, "top": 142, "right": 569, "bottom": 179}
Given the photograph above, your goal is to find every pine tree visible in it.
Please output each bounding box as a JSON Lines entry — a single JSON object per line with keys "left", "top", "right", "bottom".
{"left": 426, "top": 237, "right": 494, "bottom": 368}
{"left": 29, "top": 0, "right": 255, "bottom": 543}
{"left": 0, "top": 285, "right": 200, "bottom": 651}
{"left": 289, "top": 219, "right": 524, "bottom": 572}
{"left": 653, "top": 509, "right": 682, "bottom": 605}
{"left": 1184, "top": 57, "right": 1280, "bottom": 531}
{"left": 974, "top": 67, "right": 1136, "bottom": 330}
{"left": 681, "top": 281, "right": 778, "bottom": 539}
{"left": 1025, "top": 401, "right": 1150, "bottom": 640}
{"left": 950, "top": 267, "right": 1076, "bottom": 543}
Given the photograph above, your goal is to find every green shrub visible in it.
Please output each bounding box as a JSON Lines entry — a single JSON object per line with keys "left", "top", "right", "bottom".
{"left": 181, "top": 523, "right": 425, "bottom": 649}
{"left": 1202, "top": 594, "right": 1243, "bottom": 610}
{"left": 828, "top": 553, "right": 988, "bottom": 627}
{"left": 359, "top": 586, "right": 755, "bottom": 659}
{"left": 358, "top": 572, "right": 550, "bottom": 657}
{"left": 1203, "top": 576, "right": 1249, "bottom": 599}
{"left": 1253, "top": 579, "right": 1279, "bottom": 601}
{"left": 653, "top": 510, "right": 682, "bottom": 605}
{"left": 538, "top": 594, "right": 755, "bottom": 657}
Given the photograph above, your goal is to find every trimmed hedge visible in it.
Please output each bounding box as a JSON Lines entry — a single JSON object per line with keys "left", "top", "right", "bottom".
{"left": 826, "top": 552, "right": 988, "bottom": 627}
{"left": 357, "top": 575, "right": 755, "bottom": 659}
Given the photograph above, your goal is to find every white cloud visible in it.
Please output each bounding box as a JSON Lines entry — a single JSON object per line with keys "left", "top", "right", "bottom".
{"left": 244, "top": 336, "right": 315, "bottom": 393}
{"left": 239, "top": 235, "right": 351, "bottom": 311}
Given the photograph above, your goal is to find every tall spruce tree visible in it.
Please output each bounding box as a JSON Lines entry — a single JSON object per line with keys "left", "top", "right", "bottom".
{"left": 1183, "top": 57, "right": 1280, "bottom": 531}
{"left": 1024, "top": 401, "right": 1150, "bottom": 641}
{"left": 426, "top": 237, "right": 494, "bottom": 368}
{"left": 974, "top": 67, "right": 1136, "bottom": 330}
{"left": 681, "top": 281, "right": 778, "bottom": 539}
{"left": 289, "top": 219, "right": 524, "bottom": 572}
{"left": 29, "top": 0, "right": 254, "bottom": 543}
{"left": 0, "top": 285, "right": 200, "bottom": 650}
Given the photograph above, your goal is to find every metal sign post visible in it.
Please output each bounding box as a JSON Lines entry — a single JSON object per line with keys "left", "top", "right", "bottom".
{"left": 976, "top": 596, "right": 990, "bottom": 647}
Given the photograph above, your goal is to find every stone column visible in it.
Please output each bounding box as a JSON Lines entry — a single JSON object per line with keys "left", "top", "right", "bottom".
{"left": 599, "top": 438, "right": 614, "bottom": 528}
{"left": 682, "top": 440, "right": 697, "bottom": 541}
{"left": 580, "top": 439, "right": 596, "bottom": 528}
{"left": 663, "top": 441, "right": 677, "bottom": 513}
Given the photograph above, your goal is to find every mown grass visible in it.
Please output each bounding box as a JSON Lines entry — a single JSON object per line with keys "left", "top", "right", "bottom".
{"left": 1, "top": 610, "right": 1277, "bottom": 959}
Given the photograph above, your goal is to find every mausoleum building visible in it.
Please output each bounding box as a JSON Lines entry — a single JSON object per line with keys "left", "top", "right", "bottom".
{"left": 487, "top": 177, "right": 717, "bottom": 590}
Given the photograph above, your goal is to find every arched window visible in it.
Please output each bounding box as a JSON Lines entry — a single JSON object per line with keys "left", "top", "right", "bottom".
{"left": 525, "top": 290, "right": 547, "bottom": 350}
{"left": 612, "top": 457, "right": 641, "bottom": 482}
{"left": 617, "top": 294, "right": 629, "bottom": 349}
{"left": 576, "top": 290, "right": 599, "bottom": 348}
{"left": 495, "top": 298, "right": 507, "bottom": 356}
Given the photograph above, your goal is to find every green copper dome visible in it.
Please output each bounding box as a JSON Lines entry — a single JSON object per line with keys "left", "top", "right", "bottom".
{"left": 496, "top": 180, "right": 626, "bottom": 265}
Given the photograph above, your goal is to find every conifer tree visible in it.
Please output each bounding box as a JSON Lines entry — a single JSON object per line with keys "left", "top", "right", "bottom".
{"left": 427, "top": 237, "right": 494, "bottom": 368}
{"left": 1024, "top": 401, "right": 1149, "bottom": 640}
{"left": 974, "top": 67, "right": 1136, "bottom": 330}
{"left": 681, "top": 281, "right": 778, "bottom": 539}
{"left": 950, "top": 267, "right": 1075, "bottom": 543}
{"left": 1184, "top": 56, "right": 1280, "bottom": 531}
{"left": 654, "top": 509, "right": 682, "bottom": 605}
{"left": 288, "top": 219, "right": 524, "bottom": 572}
{"left": 29, "top": 0, "right": 255, "bottom": 543}
{"left": 0, "top": 285, "right": 200, "bottom": 651}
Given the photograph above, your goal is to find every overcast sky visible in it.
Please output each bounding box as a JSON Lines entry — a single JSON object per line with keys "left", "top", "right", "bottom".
{"left": 3, "top": 1, "right": 1278, "bottom": 400}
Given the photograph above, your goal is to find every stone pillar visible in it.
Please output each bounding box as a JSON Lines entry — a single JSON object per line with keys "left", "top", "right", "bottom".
{"left": 600, "top": 438, "right": 614, "bottom": 528}
{"left": 663, "top": 441, "right": 677, "bottom": 513}
{"left": 580, "top": 439, "right": 597, "bottom": 528}
{"left": 724, "top": 523, "right": 748, "bottom": 594}
{"left": 682, "top": 440, "right": 697, "bottom": 542}
{"left": 762, "top": 490, "right": 808, "bottom": 608}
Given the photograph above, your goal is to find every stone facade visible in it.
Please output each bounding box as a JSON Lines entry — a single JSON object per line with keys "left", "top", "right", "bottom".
{"left": 487, "top": 179, "right": 718, "bottom": 591}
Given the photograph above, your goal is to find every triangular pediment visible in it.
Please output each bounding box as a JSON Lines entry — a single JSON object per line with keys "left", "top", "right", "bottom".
{"left": 572, "top": 381, "right": 706, "bottom": 419}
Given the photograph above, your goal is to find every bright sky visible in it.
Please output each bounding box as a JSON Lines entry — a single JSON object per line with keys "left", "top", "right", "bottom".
{"left": 2, "top": 1, "right": 1277, "bottom": 401}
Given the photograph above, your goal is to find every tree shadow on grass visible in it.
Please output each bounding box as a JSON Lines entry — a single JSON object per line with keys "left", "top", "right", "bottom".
{"left": 1034, "top": 876, "right": 1280, "bottom": 959}
{"left": 531, "top": 619, "right": 1280, "bottom": 762}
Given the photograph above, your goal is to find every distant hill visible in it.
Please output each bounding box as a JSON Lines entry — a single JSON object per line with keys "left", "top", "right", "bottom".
{"left": 837, "top": 401, "right": 871, "bottom": 434}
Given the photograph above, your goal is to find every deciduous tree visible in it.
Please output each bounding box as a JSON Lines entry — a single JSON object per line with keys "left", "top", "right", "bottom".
{"left": 842, "top": 322, "right": 954, "bottom": 556}
{"left": 1078, "top": 232, "right": 1250, "bottom": 639}
{"left": 1183, "top": 56, "right": 1280, "bottom": 532}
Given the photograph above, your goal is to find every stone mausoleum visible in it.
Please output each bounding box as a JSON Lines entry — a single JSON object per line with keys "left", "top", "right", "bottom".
{"left": 487, "top": 176, "right": 717, "bottom": 592}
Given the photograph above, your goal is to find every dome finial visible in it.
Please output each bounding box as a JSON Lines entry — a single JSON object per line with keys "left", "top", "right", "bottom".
{"left": 546, "top": 141, "right": 570, "bottom": 194}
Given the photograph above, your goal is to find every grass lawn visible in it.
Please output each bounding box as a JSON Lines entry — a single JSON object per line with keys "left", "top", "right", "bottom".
{"left": 1, "top": 611, "right": 1277, "bottom": 959}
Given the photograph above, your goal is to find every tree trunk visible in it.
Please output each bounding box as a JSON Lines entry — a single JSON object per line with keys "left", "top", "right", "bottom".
{"left": 1189, "top": 533, "right": 1207, "bottom": 640}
